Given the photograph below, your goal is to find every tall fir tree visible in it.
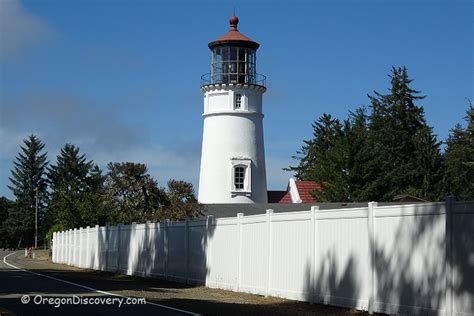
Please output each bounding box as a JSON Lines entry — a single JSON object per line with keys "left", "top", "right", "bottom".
{"left": 0, "top": 197, "right": 14, "bottom": 247}
{"left": 288, "top": 67, "right": 444, "bottom": 202}
{"left": 443, "top": 103, "right": 474, "bottom": 200}
{"left": 287, "top": 113, "right": 343, "bottom": 181}
{"left": 288, "top": 109, "right": 371, "bottom": 202}
{"left": 48, "top": 144, "right": 105, "bottom": 228}
{"left": 6, "top": 135, "right": 49, "bottom": 247}
{"left": 364, "top": 66, "right": 442, "bottom": 201}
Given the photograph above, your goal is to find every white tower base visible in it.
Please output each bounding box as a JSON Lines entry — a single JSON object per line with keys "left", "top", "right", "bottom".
{"left": 198, "top": 84, "right": 267, "bottom": 204}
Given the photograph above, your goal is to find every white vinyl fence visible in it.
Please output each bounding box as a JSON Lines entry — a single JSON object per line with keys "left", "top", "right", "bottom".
{"left": 52, "top": 199, "right": 474, "bottom": 315}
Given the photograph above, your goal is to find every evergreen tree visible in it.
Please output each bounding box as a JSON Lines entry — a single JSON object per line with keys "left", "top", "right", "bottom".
{"left": 0, "top": 196, "right": 14, "bottom": 247}
{"left": 288, "top": 109, "right": 371, "bottom": 202}
{"left": 341, "top": 108, "right": 371, "bottom": 201}
{"left": 364, "top": 66, "right": 442, "bottom": 201}
{"left": 48, "top": 144, "right": 104, "bottom": 228}
{"left": 288, "top": 67, "right": 444, "bottom": 202}
{"left": 443, "top": 103, "right": 474, "bottom": 200}
{"left": 286, "top": 114, "right": 342, "bottom": 181}
{"left": 6, "top": 135, "right": 49, "bottom": 247}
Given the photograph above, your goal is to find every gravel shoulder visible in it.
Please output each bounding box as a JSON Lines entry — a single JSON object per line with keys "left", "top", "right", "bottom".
{"left": 8, "top": 250, "right": 381, "bottom": 316}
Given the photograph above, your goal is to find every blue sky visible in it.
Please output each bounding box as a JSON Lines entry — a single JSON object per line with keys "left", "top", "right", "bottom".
{"left": 1, "top": 0, "right": 472, "bottom": 199}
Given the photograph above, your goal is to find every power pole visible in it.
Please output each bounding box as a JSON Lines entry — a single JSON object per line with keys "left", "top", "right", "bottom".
{"left": 35, "top": 186, "right": 38, "bottom": 249}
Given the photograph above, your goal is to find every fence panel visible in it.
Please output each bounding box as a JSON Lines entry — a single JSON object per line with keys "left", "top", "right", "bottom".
{"left": 130, "top": 224, "right": 150, "bottom": 276}
{"left": 314, "top": 207, "right": 370, "bottom": 310}
{"left": 239, "top": 214, "right": 268, "bottom": 295}
{"left": 167, "top": 222, "right": 186, "bottom": 281}
{"left": 269, "top": 211, "right": 312, "bottom": 300}
{"left": 118, "top": 225, "right": 132, "bottom": 273}
{"left": 150, "top": 222, "right": 165, "bottom": 277}
{"left": 452, "top": 201, "right": 474, "bottom": 315}
{"left": 106, "top": 225, "right": 119, "bottom": 272}
{"left": 188, "top": 220, "right": 207, "bottom": 284}
{"left": 207, "top": 217, "right": 239, "bottom": 290}
{"left": 373, "top": 203, "right": 447, "bottom": 315}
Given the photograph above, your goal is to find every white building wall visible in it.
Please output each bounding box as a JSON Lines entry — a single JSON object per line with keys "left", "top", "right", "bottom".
{"left": 199, "top": 84, "right": 267, "bottom": 204}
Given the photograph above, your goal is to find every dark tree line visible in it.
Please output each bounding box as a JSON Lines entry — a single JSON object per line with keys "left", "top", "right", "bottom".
{"left": 288, "top": 67, "right": 473, "bottom": 202}
{"left": 1, "top": 138, "right": 202, "bottom": 248}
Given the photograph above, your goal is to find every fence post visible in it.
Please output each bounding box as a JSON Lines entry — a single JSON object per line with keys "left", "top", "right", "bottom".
{"left": 116, "top": 224, "right": 121, "bottom": 272}
{"left": 79, "top": 227, "right": 83, "bottom": 268}
{"left": 145, "top": 221, "right": 150, "bottom": 276}
{"left": 60, "top": 231, "right": 63, "bottom": 263}
{"left": 86, "top": 226, "right": 91, "bottom": 269}
{"left": 95, "top": 224, "right": 99, "bottom": 271}
{"left": 63, "top": 231, "right": 66, "bottom": 264}
{"left": 164, "top": 219, "right": 169, "bottom": 279}
{"left": 65, "top": 229, "right": 68, "bottom": 264}
{"left": 68, "top": 229, "right": 72, "bottom": 265}
{"left": 65, "top": 230, "right": 68, "bottom": 264}
{"left": 52, "top": 232, "right": 56, "bottom": 262}
{"left": 56, "top": 232, "right": 59, "bottom": 263}
{"left": 310, "top": 206, "right": 319, "bottom": 304}
{"left": 445, "top": 196, "right": 455, "bottom": 316}
{"left": 265, "top": 209, "right": 274, "bottom": 297}
{"left": 185, "top": 219, "right": 189, "bottom": 283}
{"left": 72, "top": 228, "right": 77, "bottom": 266}
{"left": 128, "top": 222, "right": 135, "bottom": 275}
{"left": 205, "top": 215, "right": 214, "bottom": 287}
{"left": 368, "top": 202, "right": 377, "bottom": 314}
{"left": 104, "top": 224, "right": 109, "bottom": 271}
{"left": 237, "top": 212, "right": 244, "bottom": 292}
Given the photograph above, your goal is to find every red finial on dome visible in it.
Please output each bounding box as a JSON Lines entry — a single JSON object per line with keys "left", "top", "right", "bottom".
{"left": 229, "top": 15, "right": 239, "bottom": 29}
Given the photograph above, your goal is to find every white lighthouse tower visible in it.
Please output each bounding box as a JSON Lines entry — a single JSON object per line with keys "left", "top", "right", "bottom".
{"left": 198, "top": 16, "right": 268, "bottom": 204}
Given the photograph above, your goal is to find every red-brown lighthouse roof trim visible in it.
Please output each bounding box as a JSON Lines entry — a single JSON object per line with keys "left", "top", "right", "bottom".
{"left": 208, "top": 16, "right": 259, "bottom": 49}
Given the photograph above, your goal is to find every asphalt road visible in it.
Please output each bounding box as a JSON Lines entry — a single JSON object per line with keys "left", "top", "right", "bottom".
{"left": 0, "top": 250, "right": 199, "bottom": 316}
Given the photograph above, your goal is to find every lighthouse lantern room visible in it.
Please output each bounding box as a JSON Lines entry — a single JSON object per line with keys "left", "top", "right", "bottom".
{"left": 198, "top": 16, "right": 268, "bottom": 204}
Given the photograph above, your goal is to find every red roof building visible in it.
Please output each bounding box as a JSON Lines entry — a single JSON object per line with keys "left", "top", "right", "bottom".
{"left": 268, "top": 179, "right": 321, "bottom": 204}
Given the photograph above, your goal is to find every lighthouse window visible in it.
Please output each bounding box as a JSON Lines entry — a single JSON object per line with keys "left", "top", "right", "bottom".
{"left": 235, "top": 93, "right": 242, "bottom": 109}
{"left": 210, "top": 47, "right": 257, "bottom": 85}
{"left": 231, "top": 158, "right": 251, "bottom": 195}
{"left": 234, "top": 166, "right": 245, "bottom": 190}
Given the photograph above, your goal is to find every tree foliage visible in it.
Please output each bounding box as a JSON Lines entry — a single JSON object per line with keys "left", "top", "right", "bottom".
{"left": 364, "top": 66, "right": 443, "bottom": 201}
{"left": 104, "top": 162, "right": 169, "bottom": 223}
{"left": 443, "top": 103, "right": 474, "bottom": 200}
{"left": 290, "top": 67, "right": 446, "bottom": 202}
{"left": 0, "top": 196, "right": 14, "bottom": 247}
{"left": 48, "top": 144, "right": 107, "bottom": 229}
{"left": 163, "top": 180, "right": 203, "bottom": 220}
{"left": 6, "top": 135, "right": 49, "bottom": 247}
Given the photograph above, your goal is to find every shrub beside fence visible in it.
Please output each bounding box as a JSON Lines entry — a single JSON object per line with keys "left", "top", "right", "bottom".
{"left": 52, "top": 198, "right": 474, "bottom": 315}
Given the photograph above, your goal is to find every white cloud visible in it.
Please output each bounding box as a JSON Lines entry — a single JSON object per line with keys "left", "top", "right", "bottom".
{"left": 0, "top": 0, "right": 54, "bottom": 60}
{"left": 0, "top": 90, "right": 202, "bottom": 196}
{"left": 91, "top": 144, "right": 201, "bottom": 187}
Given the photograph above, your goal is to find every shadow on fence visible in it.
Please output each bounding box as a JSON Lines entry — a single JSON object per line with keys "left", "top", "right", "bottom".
{"left": 52, "top": 200, "right": 474, "bottom": 315}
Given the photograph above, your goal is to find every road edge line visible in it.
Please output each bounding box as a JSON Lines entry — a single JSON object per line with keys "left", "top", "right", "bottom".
{"left": 3, "top": 252, "right": 200, "bottom": 316}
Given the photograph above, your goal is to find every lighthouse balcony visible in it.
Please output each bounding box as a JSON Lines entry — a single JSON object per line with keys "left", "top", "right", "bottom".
{"left": 201, "top": 72, "right": 266, "bottom": 88}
